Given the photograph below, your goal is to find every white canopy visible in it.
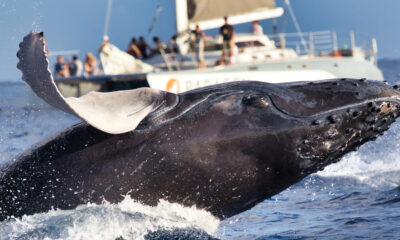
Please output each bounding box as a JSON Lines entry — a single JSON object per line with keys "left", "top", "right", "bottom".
{"left": 176, "top": 0, "right": 284, "bottom": 32}
{"left": 99, "top": 43, "right": 154, "bottom": 75}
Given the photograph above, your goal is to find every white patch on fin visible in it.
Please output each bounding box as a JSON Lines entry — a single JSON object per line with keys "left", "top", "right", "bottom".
{"left": 17, "top": 32, "right": 169, "bottom": 134}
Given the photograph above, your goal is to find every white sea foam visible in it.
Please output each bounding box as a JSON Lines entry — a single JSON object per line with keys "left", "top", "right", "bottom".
{"left": 318, "top": 152, "right": 400, "bottom": 187}
{"left": 317, "top": 122, "right": 400, "bottom": 187}
{"left": 0, "top": 197, "right": 219, "bottom": 240}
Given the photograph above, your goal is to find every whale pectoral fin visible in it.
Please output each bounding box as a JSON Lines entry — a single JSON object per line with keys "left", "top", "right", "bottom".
{"left": 64, "top": 88, "right": 163, "bottom": 134}
{"left": 17, "top": 32, "right": 166, "bottom": 134}
{"left": 17, "top": 32, "right": 74, "bottom": 114}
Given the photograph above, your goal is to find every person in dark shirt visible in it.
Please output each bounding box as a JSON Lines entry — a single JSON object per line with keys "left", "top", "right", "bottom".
{"left": 137, "top": 36, "right": 150, "bottom": 59}
{"left": 68, "top": 60, "right": 77, "bottom": 76}
{"left": 69, "top": 55, "right": 83, "bottom": 76}
{"left": 219, "top": 16, "right": 235, "bottom": 65}
{"left": 54, "top": 56, "right": 69, "bottom": 78}
{"left": 169, "top": 35, "right": 179, "bottom": 53}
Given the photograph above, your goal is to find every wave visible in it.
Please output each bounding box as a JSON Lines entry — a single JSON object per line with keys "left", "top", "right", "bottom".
{"left": 317, "top": 153, "right": 400, "bottom": 187}
{"left": 0, "top": 197, "right": 220, "bottom": 240}
{"left": 317, "top": 120, "right": 400, "bottom": 187}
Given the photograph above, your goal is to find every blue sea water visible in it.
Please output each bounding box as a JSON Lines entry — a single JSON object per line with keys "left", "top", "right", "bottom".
{"left": 1, "top": 60, "right": 400, "bottom": 239}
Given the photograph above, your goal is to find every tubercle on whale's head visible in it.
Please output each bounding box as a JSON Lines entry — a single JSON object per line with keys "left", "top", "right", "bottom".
{"left": 265, "top": 78, "right": 400, "bottom": 175}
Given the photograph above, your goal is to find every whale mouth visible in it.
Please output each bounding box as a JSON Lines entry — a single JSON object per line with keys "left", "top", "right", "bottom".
{"left": 267, "top": 79, "right": 400, "bottom": 118}
{"left": 271, "top": 96, "right": 400, "bottom": 119}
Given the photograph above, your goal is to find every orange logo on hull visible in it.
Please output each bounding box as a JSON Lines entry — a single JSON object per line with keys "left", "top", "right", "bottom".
{"left": 166, "top": 78, "right": 181, "bottom": 93}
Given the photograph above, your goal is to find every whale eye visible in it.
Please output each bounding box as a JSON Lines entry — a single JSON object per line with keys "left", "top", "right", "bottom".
{"left": 242, "top": 94, "right": 269, "bottom": 108}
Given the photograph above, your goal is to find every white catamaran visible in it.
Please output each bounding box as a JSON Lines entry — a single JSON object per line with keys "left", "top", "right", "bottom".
{"left": 54, "top": 0, "right": 384, "bottom": 97}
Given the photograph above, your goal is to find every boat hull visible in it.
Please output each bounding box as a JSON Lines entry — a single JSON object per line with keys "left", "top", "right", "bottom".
{"left": 147, "top": 57, "right": 384, "bottom": 93}
{"left": 54, "top": 57, "right": 383, "bottom": 97}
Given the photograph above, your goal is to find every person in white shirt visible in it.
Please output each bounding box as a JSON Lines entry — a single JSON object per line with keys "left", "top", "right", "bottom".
{"left": 251, "top": 21, "right": 263, "bottom": 35}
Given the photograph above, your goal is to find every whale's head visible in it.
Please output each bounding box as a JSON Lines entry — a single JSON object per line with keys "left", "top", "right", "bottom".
{"left": 264, "top": 79, "right": 400, "bottom": 175}
{"left": 202, "top": 79, "right": 400, "bottom": 179}
{"left": 164, "top": 79, "right": 400, "bottom": 219}
{"left": 182, "top": 79, "right": 400, "bottom": 194}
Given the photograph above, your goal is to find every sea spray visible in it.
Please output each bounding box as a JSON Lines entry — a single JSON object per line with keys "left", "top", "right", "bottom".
{"left": 0, "top": 197, "right": 219, "bottom": 240}
{"left": 317, "top": 121, "right": 400, "bottom": 187}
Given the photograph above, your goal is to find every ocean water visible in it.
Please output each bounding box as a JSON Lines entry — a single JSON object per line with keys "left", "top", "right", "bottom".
{"left": 1, "top": 60, "right": 400, "bottom": 239}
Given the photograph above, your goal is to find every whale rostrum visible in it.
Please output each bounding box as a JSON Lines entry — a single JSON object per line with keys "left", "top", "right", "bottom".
{"left": 1, "top": 32, "right": 400, "bottom": 221}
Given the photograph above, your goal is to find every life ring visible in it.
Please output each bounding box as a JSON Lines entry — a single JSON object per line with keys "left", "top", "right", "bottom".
{"left": 166, "top": 78, "right": 181, "bottom": 93}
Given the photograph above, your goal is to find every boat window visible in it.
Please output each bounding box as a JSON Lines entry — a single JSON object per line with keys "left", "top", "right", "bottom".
{"left": 235, "top": 41, "right": 264, "bottom": 48}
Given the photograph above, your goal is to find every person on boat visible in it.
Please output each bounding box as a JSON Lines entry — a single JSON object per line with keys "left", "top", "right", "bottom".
{"left": 168, "top": 35, "right": 179, "bottom": 53}
{"left": 98, "top": 35, "right": 111, "bottom": 54}
{"left": 251, "top": 21, "right": 263, "bottom": 35}
{"left": 137, "top": 36, "right": 150, "bottom": 59}
{"left": 330, "top": 50, "right": 343, "bottom": 57}
{"left": 191, "top": 25, "right": 206, "bottom": 69}
{"left": 150, "top": 36, "right": 167, "bottom": 57}
{"left": 84, "top": 52, "right": 100, "bottom": 75}
{"left": 54, "top": 55, "right": 69, "bottom": 78}
{"left": 126, "top": 37, "right": 142, "bottom": 59}
{"left": 219, "top": 16, "right": 235, "bottom": 65}
{"left": 69, "top": 55, "right": 83, "bottom": 76}
{"left": 103, "top": 35, "right": 109, "bottom": 44}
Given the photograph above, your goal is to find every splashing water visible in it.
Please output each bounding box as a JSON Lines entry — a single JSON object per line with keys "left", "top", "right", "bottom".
{"left": 318, "top": 120, "right": 400, "bottom": 187}
{"left": 0, "top": 197, "right": 219, "bottom": 240}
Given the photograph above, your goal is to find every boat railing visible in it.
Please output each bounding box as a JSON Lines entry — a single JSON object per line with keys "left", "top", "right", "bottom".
{"left": 269, "top": 30, "right": 378, "bottom": 65}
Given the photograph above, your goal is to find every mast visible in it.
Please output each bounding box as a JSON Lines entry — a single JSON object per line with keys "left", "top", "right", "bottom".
{"left": 175, "top": 0, "right": 189, "bottom": 33}
{"left": 103, "top": 0, "right": 113, "bottom": 37}
{"left": 284, "top": 0, "right": 308, "bottom": 53}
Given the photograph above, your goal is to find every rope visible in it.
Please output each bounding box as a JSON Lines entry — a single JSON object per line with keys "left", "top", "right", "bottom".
{"left": 147, "top": 2, "right": 163, "bottom": 36}
{"left": 285, "top": 0, "right": 309, "bottom": 53}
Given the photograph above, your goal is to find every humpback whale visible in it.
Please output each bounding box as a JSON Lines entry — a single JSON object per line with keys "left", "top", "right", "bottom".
{"left": 1, "top": 32, "right": 400, "bottom": 221}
